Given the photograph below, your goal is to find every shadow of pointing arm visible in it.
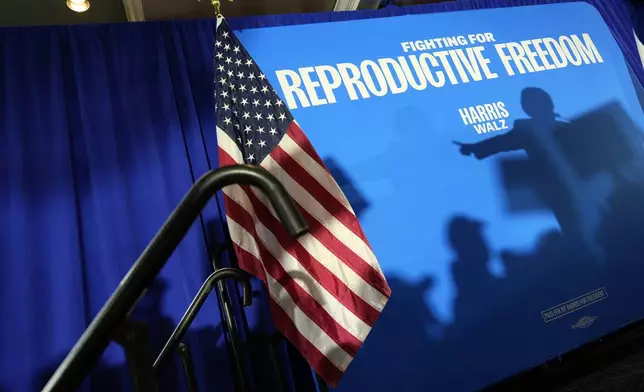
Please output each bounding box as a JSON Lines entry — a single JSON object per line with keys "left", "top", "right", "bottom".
{"left": 42, "top": 165, "right": 308, "bottom": 392}
{"left": 453, "top": 130, "right": 519, "bottom": 160}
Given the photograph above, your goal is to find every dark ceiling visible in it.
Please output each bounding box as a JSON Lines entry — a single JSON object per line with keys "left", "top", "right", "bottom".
{"left": 0, "top": 0, "right": 339, "bottom": 27}
{"left": 0, "top": 0, "right": 127, "bottom": 27}
{"left": 142, "top": 0, "right": 337, "bottom": 21}
{"left": 0, "top": 0, "right": 446, "bottom": 28}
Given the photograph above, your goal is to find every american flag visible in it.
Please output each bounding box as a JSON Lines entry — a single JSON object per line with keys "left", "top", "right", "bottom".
{"left": 213, "top": 19, "right": 391, "bottom": 386}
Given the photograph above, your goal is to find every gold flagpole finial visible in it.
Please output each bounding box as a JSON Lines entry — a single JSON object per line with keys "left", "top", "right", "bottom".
{"left": 211, "top": 0, "right": 233, "bottom": 18}
{"left": 211, "top": 0, "right": 222, "bottom": 17}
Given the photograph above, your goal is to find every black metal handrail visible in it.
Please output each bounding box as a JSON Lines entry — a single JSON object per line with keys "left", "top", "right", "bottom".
{"left": 42, "top": 164, "right": 308, "bottom": 392}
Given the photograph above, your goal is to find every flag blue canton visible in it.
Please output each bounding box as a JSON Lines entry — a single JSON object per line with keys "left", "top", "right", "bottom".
{"left": 214, "top": 22, "right": 294, "bottom": 165}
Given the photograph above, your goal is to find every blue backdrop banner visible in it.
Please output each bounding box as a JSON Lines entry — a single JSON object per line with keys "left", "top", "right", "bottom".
{"left": 234, "top": 3, "right": 644, "bottom": 391}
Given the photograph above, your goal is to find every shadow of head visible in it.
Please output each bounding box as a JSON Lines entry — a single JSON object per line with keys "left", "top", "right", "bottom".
{"left": 447, "top": 215, "right": 490, "bottom": 262}
{"left": 521, "top": 87, "right": 555, "bottom": 121}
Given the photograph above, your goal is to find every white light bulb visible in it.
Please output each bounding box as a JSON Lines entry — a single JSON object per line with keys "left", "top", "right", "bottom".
{"left": 66, "top": 0, "right": 90, "bottom": 13}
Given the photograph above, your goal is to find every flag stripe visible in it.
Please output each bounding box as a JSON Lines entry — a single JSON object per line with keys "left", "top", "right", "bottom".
{"left": 285, "top": 122, "right": 333, "bottom": 178}
{"left": 227, "top": 217, "right": 267, "bottom": 280}
{"left": 279, "top": 133, "right": 355, "bottom": 215}
{"left": 247, "top": 187, "right": 381, "bottom": 327}
{"left": 270, "top": 143, "right": 364, "bottom": 239}
{"left": 225, "top": 224, "right": 351, "bottom": 385}
{"left": 249, "top": 187, "right": 385, "bottom": 318}
{"left": 226, "top": 219, "right": 352, "bottom": 377}
{"left": 222, "top": 182, "right": 365, "bottom": 355}
{"left": 264, "top": 271, "right": 352, "bottom": 372}
{"left": 218, "top": 126, "right": 245, "bottom": 163}
{"left": 254, "top": 219, "right": 368, "bottom": 348}
{"left": 267, "top": 297, "right": 345, "bottom": 388}
{"left": 261, "top": 154, "right": 387, "bottom": 283}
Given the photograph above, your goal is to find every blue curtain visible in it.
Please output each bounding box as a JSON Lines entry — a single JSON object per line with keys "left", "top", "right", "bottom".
{"left": 0, "top": 21, "right": 235, "bottom": 392}
{"left": 1, "top": 1, "right": 640, "bottom": 391}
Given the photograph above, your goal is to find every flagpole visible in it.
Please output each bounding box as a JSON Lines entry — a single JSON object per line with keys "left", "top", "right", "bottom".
{"left": 210, "top": 5, "right": 257, "bottom": 392}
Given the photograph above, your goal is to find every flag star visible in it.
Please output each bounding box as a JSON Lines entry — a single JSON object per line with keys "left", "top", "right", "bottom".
{"left": 221, "top": 90, "right": 229, "bottom": 98}
{"left": 237, "top": 72, "right": 245, "bottom": 79}
{"left": 269, "top": 128, "right": 278, "bottom": 135}
{"left": 261, "top": 86, "right": 269, "bottom": 93}
{"left": 245, "top": 59, "right": 253, "bottom": 66}
{"left": 263, "top": 100, "right": 272, "bottom": 108}
{"left": 225, "top": 57, "right": 232, "bottom": 64}
{"left": 236, "top": 137, "right": 242, "bottom": 143}
{"left": 216, "top": 52, "right": 223, "bottom": 59}
{"left": 245, "top": 139, "right": 253, "bottom": 147}
{"left": 266, "top": 113, "right": 274, "bottom": 121}
{"left": 235, "top": 59, "right": 242, "bottom": 66}
{"left": 234, "top": 123, "right": 240, "bottom": 129}
{"left": 233, "top": 110, "right": 238, "bottom": 116}
{"left": 252, "top": 99, "right": 260, "bottom": 107}
{"left": 232, "top": 96, "right": 237, "bottom": 103}
{"left": 250, "top": 86, "right": 258, "bottom": 94}
{"left": 254, "top": 112, "right": 263, "bottom": 120}
{"left": 259, "top": 140, "right": 267, "bottom": 148}
{"left": 240, "top": 98, "right": 248, "bottom": 105}
{"left": 227, "top": 70, "right": 234, "bottom": 77}
{"left": 223, "top": 31, "right": 229, "bottom": 38}
{"left": 229, "top": 84, "right": 236, "bottom": 90}
{"left": 244, "top": 125, "right": 252, "bottom": 133}
{"left": 223, "top": 117, "right": 232, "bottom": 124}
{"left": 218, "top": 77, "right": 227, "bottom": 84}
{"left": 239, "top": 84, "right": 247, "bottom": 92}
{"left": 248, "top": 73, "right": 256, "bottom": 80}
{"left": 224, "top": 44, "right": 230, "bottom": 51}
{"left": 259, "top": 73, "right": 266, "bottom": 80}
{"left": 257, "top": 127, "right": 265, "bottom": 134}
{"left": 242, "top": 112, "right": 251, "bottom": 119}
{"left": 275, "top": 99, "right": 284, "bottom": 107}
{"left": 247, "top": 153, "right": 255, "bottom": 162}
{"left": 233, "top": 46, "right": 240, "bottom": 53}
{"left": 217, "top": 64, "right": 224, "bottom": 72}
{"left": 222, "top": 103, "right": 230, "bottom": 111}
{"left": 278, "top": 113, "right": 287, "bottom": 121}
{"left": 215, "top": 40, "right": 222, "bottom": 47}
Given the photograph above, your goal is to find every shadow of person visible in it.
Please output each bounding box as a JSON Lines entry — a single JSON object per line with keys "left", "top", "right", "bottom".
{"left": 182, "top": 324, "right": 236, "bottom": 392}
{"left": 500, "top": 229, "right": 598, "bottom": 322}
{"left": 336, "top": 275, "right": 443, "bottom": 391}
{"left": 34, "top": 358, "right": 131, "bottom": 392}
{"left": 33, "top": 281, "right": 175, "bottom": 392}
{"left": 323, "top": 157, "right": 370, "bottom": 219}
{"left": 443, "top": 214, "right": 553, "bottom": 390}
{"left": 35, "top": 278, "right": 235, "bottom": 392}
{"left": 444, "top": 215, "right": 508, "bottom": 386}
{"left": 453, "top": 87, "right": 618, "bottom": 264}
{"left": 126, "top": 279, "right": 183, "bottom": 392}
{"left": 134, "top": 279, "right": 236, "bottom": 392}
{"left": 447, "top": 216, "right": 502, "bottom": 340}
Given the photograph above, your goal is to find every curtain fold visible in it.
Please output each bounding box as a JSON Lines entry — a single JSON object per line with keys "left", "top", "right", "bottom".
{"left": 1, "top": 1, "right": 641, "bottom": 391}
{"left": 0, "top": 23, "right": 233, "bottom": 392}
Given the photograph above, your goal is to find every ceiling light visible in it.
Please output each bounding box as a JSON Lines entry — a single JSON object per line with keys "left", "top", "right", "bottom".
{"left": 66, "top": 0, "right": 90, "bottom": 13}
